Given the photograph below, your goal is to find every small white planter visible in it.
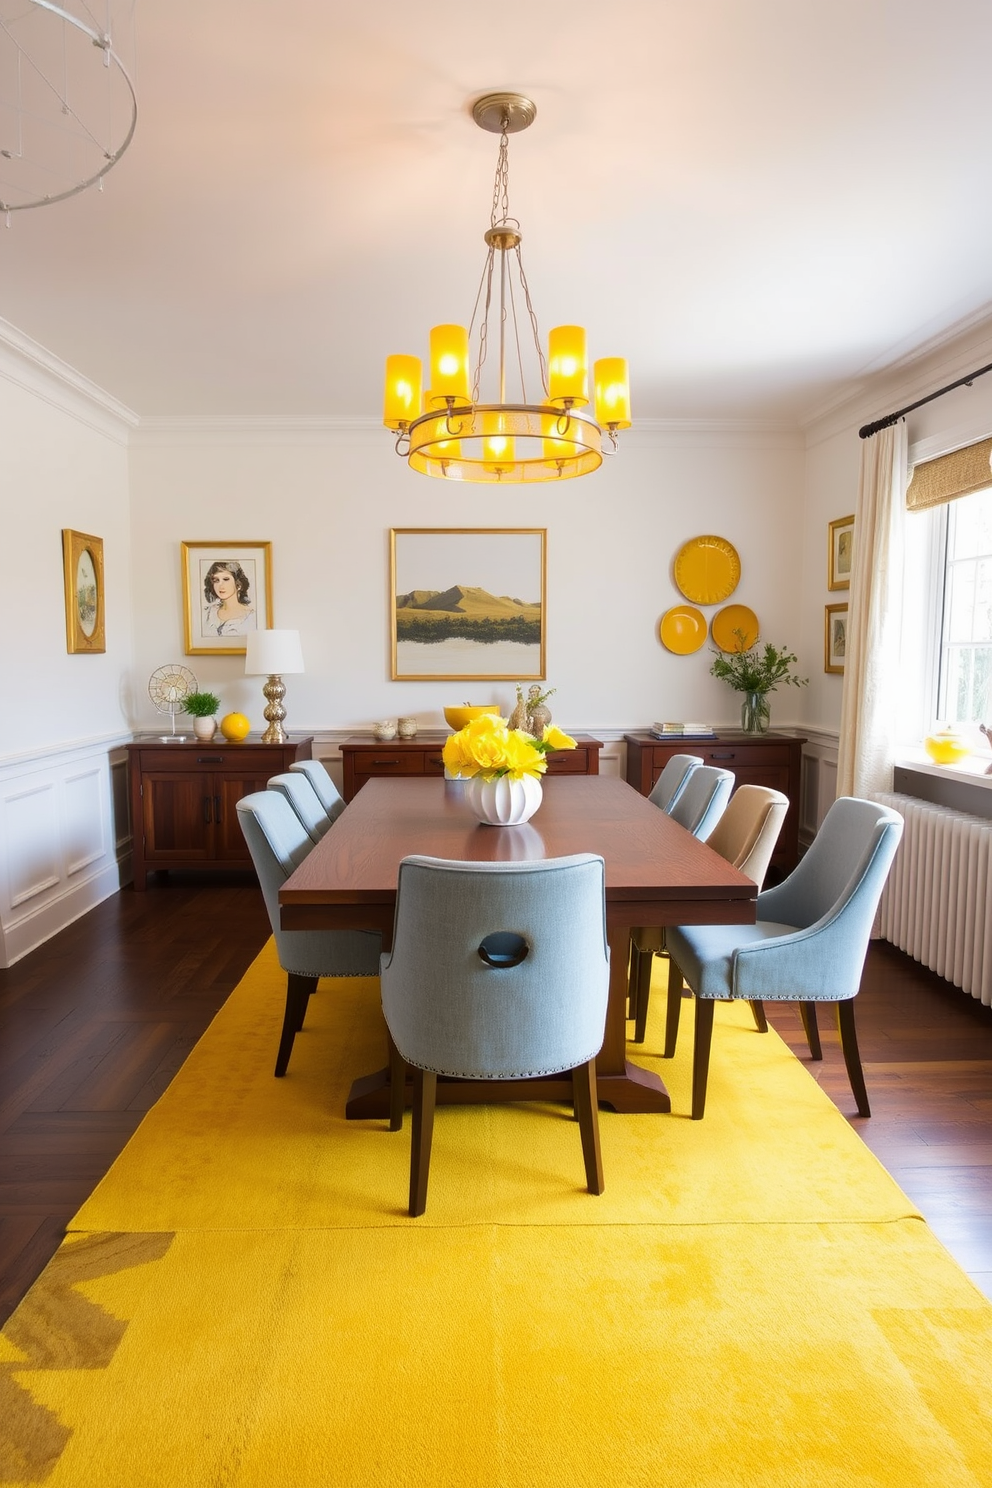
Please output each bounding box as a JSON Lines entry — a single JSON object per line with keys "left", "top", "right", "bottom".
{"left": 192, "top": 716, "right": 217, "bottom": 742}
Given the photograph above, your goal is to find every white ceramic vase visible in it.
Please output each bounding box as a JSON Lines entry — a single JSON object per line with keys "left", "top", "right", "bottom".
{"left": 464, "top": 773, "right": 543, "bottom": 826}
{"left": 192, "top": 716, "right": 217, "bottom": 741}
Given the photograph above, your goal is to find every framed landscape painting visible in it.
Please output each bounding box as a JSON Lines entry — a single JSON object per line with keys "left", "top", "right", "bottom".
{"left": 390, "top": 528, "right": 546, "bottom": 681}
{"left": 182, "top": 541, "right": 273, "bottom": 655}
{"left": 62, "top": 529, "right": 105, "bottom": 653}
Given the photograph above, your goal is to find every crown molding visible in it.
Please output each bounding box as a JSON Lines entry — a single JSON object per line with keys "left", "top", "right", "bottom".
{"left": 130, "top": 412, "right": 804, "bottom": 451}
{"left": 0, "top": 317, "right": 137, "bottom": 442}
{"left": 801, "top": 307, "right": 992, "bottom": 448}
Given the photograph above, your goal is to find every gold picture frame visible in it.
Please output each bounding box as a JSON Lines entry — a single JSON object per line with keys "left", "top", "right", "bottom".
{"left": 825, "top": 603, "right": 848, "bottom": 673}
{"left": 828, "top": 514, "right": 854, "bottom": 591}
{"left": 62, "top": 529, "right": 105, "bottom": 653}
{"left": 181, "top": 541, "right": 273, "bottom": 655}
{"left": 390, "top": 528, "right": 546, "bottom": 681}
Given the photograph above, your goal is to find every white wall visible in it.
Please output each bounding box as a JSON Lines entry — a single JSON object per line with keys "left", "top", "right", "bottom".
{"left": 0, "top": 323, "right": 136, "bottom": 964}
{"left": 127, "top": 419, "right": 807, "bottom": 739}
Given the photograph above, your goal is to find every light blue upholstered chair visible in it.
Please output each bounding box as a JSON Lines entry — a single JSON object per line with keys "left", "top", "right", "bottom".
{"left": 665, "top": 796, "right": 904, "bottom": 1119}
{"left": 289, "top": 758, "right": 346, "bottom": 823}
{"left": 631, "top": 784, "right": 790, "bottom": 1045}
{"left": 266, "top": 771, "right": 332, "bottom": 843}
{"left": 237, "top": 791, "right": 381, "bottom": 1076}
{"left": 666, "top": 764, "right": 734, "bottom": 839}
{"left": 647, "top": 753, "right": 703, "bottom": 812}
{"left": 380, "top": 853, "right": 611, "bottom": 1217}
{"left": 627, "top": 763, "right": 734, "bottom": 1017}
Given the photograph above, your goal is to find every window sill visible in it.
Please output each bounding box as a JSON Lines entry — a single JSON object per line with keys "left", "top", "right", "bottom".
{"left": 896, "top": 747, "right": 992, "bottom": 789}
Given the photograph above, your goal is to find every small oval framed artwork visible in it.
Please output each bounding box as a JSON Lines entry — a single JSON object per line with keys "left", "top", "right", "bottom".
{"left": 62, "top": 529, "right": 105, "bottom": 653}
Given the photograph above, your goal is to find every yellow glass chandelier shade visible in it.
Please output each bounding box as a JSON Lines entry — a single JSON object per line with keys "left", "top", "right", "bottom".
{"left": 407, "top": 405, "right": 603, "bottom": 482}
{"left": 429, "top": 325, "right": 471, "bottom": 405}
{"left": 383, "top": 355, "right": 422, "bottom": 430}
{"left": 593, "top": 358, "right": 631, "bottom": 429}
{"left": 548, "top": 325, "right": 589, "bottom": 408}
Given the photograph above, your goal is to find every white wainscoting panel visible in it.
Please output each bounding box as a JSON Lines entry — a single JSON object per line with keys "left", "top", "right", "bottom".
{"left": 6, "top": 781, "right": 60, "bottom": 906}
{"left": 0, "top": 735, "right": 132, "bottom": 967}
{"left": 799, "top": 729, "right": 839, "bottom": 849}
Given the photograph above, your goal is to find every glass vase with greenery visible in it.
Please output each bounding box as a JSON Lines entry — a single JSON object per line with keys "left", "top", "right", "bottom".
{"left": 710, "top": 632, "right": 807, "bottom": 733}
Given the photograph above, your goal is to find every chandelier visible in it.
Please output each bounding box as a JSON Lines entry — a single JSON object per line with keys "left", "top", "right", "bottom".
{"left": 383, "top": 92, "right": 631, "bottom": 484}
{"left": 0, "top": 1, "right": 137, "bottom": 219}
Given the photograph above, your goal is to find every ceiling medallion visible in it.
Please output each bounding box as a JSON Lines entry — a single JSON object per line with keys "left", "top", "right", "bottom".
{"left": 383, "top": 92, "right": 631, "bottom": 484}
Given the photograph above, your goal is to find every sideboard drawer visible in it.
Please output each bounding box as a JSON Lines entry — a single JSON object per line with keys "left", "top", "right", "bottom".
{"left": 353, "top": 750, "right": 427, "bottom": 781}
{"left": 545, "top": 746, "right": 593, "bottom": 774}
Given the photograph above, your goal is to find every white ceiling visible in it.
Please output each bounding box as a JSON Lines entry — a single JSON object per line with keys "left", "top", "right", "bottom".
{"left": 2, "top": 0, "right": 992, "bottom": 422}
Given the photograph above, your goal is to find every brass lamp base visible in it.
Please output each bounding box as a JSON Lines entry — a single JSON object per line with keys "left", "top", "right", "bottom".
{"left": 259, "top": 673, "right": 288, "bottom": 744}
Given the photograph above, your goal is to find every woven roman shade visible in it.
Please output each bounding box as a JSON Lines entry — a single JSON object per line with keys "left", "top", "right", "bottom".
{"left": 906, "top": 437, "right": 992, "bottom": 511}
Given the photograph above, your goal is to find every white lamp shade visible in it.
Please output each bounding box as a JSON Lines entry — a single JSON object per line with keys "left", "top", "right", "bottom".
{"left": 244, "top": 629, "right": 305, "bottom": 676}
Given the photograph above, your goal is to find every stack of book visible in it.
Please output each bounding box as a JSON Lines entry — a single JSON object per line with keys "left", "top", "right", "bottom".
{"left": 651, "top": 722, "right": 717, "bottom": 738}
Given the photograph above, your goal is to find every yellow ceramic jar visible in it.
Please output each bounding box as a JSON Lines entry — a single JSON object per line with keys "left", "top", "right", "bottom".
{"left": 219, "top": 711, "right": 251, "bottom": 742}
{"left": 923, "top": 729, "right": 971, "bottom": 766}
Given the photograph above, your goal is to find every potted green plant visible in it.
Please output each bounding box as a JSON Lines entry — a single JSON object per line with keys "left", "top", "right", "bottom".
{"left": 181, "top": 689, "right": 222, "bottom": 742}
{"left": 710, "top": 632, "right": 807, "bottom": 734}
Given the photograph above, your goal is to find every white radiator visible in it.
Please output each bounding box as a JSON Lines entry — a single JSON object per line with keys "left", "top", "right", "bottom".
{"left": 875, "top": 791, "right": 992, "bottom": 1007}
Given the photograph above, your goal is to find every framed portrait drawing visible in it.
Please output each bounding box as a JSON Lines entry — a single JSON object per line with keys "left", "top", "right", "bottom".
{"left": 62, "top": 529, "right": 105, "bottom": 653}
{"left": 182, "top": 541, "right": 273, "bottom": 655}
{"left": 828, "top": 514, "right": 854, "bottom": 590}
{"left": 825, "top": 603, "right": 848, "bottom": 674}
{"left": 390, "top": 528, "right": 546, "bottom": 681}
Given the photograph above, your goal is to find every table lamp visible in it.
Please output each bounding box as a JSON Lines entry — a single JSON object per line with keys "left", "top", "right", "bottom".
{"left": 245, "top": 629, "right": 305, "bottom": 744}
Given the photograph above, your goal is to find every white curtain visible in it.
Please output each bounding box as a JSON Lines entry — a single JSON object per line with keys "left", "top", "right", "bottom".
{"left": 836, "top": 421, "right": 908, "bottom": 798}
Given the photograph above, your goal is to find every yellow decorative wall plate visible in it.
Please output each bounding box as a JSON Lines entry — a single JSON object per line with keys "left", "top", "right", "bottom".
{"left": 712, "top": 603, "right": 760, "bottom": 652}
{"left": 659, "top": 605, "right": 707, "bottom": 654}
{"left": 673, "top": 535, "right": 741, "bottom": 604}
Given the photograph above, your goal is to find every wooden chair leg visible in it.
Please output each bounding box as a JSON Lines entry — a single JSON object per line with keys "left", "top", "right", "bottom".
{"left": 409, "top": 1068, "right": 437, "bottom": 1217}
{"left": 836, "top": 1000, "right": 871, "bottom": 1117}
{"left": 627, "top": 941, "right": 639, "bottom": 1019}
{"left": 750, "top": 999, "right": 768, "bottom": 1032}
{"left": 798, "top": 1001, "right": 822, "bottom": 1060}
{"left": 664, "top": 959, "right": 685, "bottom": 1058}
{"left": 274, "top": 973, "right": 317, "bottom": 1077}
{"left": 571, "top": 1059, "right": 605, "bottom": 1195}
{"left": 691, "top": 998, "right": 715, "bottom": 1119}
{"left": 387, "top": 1032, "right": 406, "bottom": 1131}
{"left": 633, "top": 947, "right": 655, "bottom": 1044}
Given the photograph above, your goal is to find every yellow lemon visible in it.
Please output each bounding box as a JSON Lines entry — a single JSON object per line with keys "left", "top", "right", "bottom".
{"left": 219, "top": 711, "right": 251, "bottom": 742}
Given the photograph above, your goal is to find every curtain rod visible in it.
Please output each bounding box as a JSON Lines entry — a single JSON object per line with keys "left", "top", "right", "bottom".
{"left": 859, "top": 359, "right": 992, "bottom": 439}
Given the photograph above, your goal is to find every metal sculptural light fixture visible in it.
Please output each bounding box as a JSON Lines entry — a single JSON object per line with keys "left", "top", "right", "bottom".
{"left": 0, "top": 0, "right": 137, "bottom": 220}
{"left": 383, "top": 93, "right": 631, "bottom": 484}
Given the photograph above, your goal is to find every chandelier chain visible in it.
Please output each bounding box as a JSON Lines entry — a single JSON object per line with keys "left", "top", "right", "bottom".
{"left": 490, "top": 116, "right": 511, "bottom": 228}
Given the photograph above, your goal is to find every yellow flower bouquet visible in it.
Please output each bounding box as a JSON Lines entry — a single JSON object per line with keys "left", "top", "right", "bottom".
{"left": 442, "top": 714, "right": 577, "bottom": 781}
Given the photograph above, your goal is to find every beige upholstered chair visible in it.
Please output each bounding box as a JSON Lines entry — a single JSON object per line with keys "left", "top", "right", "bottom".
{"left": 629, "top": 784, "right": 789, "bottom": 1046}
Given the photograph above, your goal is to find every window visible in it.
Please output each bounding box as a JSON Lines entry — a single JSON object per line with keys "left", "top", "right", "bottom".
{"left": 936, "top": 485, "right": 992, "bottom": 726}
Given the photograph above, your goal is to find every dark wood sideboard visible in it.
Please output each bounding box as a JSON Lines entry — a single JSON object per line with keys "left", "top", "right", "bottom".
{"left": 340, "top": 732, "right": 604, "bottom": 803}
{"left": 624, "top": 730, "right": 806, "bottom": 871}
{"left": 127, "top": 735, "right": 313, "bottom": 889}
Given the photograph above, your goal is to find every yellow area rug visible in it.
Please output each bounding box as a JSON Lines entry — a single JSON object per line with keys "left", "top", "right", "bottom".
{"left": 3, "top": 941, "right": 992, "bottom": 1486}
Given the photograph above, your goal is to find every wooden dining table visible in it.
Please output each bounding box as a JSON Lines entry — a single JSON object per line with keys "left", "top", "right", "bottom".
{"left": 279, "top": 774, "right": 757, "bottom": 1117}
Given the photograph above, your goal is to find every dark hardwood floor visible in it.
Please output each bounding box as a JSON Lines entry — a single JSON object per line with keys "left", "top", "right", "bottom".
{"left": 0, "top": 872, "right": 270, "bottom": 1325}
{"left": 2, "top": 886, "right": 992, "bottom": 1324}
